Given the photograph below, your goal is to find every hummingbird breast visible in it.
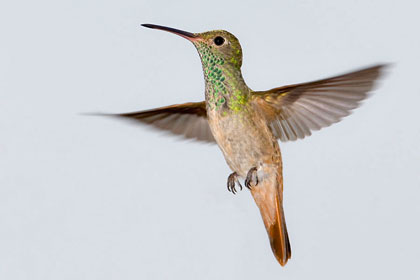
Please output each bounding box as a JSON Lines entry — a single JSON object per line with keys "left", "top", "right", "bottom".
{"left": 199, "top": 50, "right": 281, "bottom": 176}
{"left": 207, "top": 106, "right": 282, "bottom": 178}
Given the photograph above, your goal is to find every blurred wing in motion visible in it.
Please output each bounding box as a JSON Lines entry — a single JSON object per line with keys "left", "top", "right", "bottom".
{"left": 98, "top": 101, "right": 216, "bottom": 143}
{"left": 251, "top": 65, "right": 387, "bottom": 142}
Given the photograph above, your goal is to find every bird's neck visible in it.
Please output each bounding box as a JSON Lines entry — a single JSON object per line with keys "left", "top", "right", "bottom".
{"left": 202, "top": 63, "right": 250, "bottom": 113}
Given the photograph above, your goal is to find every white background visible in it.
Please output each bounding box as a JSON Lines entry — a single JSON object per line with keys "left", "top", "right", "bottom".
{"left": 1, "top": 0, "right": 419, "bottom": 279}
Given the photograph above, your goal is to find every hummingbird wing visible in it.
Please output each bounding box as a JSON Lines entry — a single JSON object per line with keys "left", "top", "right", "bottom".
{"left": 251, "top": 65, "right": 387, "bottom": 141}
{"left": 101, "top": 101, "right": 216, "bottom": 143}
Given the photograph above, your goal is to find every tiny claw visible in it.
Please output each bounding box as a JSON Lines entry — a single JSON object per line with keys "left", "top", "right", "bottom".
{"left": 245, "top": 167, "right": 258, "bottom": 190}
{"left": 237, "top": 181, "right": 243, "bottom": 191}
{"left": 227, "top": 172, "right": 241, "bottom": 195}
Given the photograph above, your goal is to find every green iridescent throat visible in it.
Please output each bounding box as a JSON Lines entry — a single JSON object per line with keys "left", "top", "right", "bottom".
{"left": 196, "top": 42, "right": 248, "bottom": 113}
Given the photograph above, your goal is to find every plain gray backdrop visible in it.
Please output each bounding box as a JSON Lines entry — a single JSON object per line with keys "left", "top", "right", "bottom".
{"left": 1, "top": 0, "right": 419, "bottom": 279}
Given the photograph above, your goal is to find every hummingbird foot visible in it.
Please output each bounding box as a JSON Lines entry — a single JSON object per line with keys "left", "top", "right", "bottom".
{"left": 227, "top": 172, "right": 242, "bottom": 194}
{"left": 245, "top": 167, "right": 259, "bottom": 189}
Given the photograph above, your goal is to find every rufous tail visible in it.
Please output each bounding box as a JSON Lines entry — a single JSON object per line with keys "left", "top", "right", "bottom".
{"left": 250, "top": 170, "right": 291, "bottom": 266}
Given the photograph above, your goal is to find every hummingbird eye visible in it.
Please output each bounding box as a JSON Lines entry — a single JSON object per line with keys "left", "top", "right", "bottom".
{"left": 214, "top": 36, "right": 225, "bottom": 46}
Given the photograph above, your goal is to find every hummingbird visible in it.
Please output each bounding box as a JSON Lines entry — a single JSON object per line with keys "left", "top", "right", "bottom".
{"left": 100, "top": 23, "right": 386, "bottom": 266}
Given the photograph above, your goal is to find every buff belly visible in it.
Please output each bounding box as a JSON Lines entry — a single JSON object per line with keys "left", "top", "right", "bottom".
{"left": 208, "top": 110, "right": 281, "bottom": 178}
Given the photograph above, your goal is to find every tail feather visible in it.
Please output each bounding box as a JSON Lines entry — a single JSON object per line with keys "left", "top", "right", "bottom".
{"left": 250, "top": 171, "right": 291, "bottom": 266}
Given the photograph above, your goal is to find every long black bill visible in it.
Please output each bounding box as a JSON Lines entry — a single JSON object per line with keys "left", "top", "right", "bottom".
{"left": 141, "top": 24, "right": 198, "bottom": 40}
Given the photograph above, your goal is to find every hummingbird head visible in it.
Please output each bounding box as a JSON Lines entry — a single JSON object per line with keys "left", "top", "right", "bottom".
{"left": 192, "top": 30, "right": 243, "bottom": 69}
{"left": 141, "top": 24, "right": 243, "bottom": 69}
{"left": 142, "top": 24, "right": 249, "bottom": 111}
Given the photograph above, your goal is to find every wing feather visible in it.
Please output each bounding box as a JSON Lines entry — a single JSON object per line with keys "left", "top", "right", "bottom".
{"left": 97, "top": 101, "right": 216, "bottom": 143}
{"left": 252, "top": 65, "right": 387, "bottom": 141}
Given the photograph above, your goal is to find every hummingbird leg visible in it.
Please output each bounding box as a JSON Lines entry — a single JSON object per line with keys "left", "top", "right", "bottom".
{"left": 227, "top": 172, "right": 242, "bottom": 194}
{"left": 245, "top": 167, "right": 259, "bottom": 190}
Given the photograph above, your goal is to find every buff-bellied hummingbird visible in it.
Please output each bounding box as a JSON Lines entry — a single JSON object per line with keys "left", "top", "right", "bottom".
{"left": 96, "top": 23, "right": 387, "bottom": 266}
